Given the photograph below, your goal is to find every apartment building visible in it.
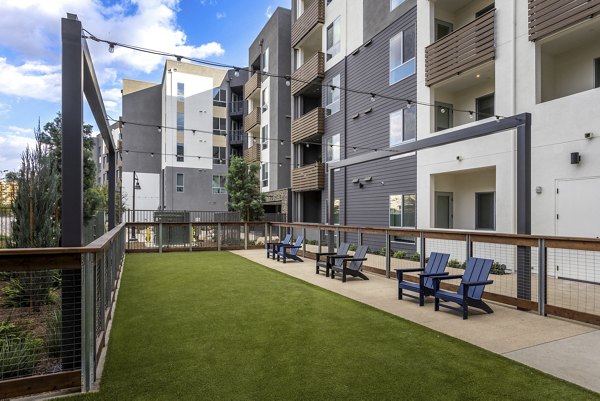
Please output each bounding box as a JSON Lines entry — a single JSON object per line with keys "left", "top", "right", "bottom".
{"left": 244, "top": 7, "right": 293, "bottom": 218}
{"left": 93, "top": 122, "right": 122, "bottom": 187}
{"left": 121, "top": 61, "right": 232, "bottom": 212}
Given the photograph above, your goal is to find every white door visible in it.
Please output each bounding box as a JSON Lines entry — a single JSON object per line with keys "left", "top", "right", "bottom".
{"left": 555, "top": 177, "right": 600, "bottom": 282}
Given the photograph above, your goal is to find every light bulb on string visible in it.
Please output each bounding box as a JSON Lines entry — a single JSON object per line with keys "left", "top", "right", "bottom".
{"left": 108, "top": 43, "right": 115, "bottom": 53}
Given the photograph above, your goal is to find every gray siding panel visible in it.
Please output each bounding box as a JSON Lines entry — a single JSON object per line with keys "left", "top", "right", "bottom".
{"left": 363, "top": 0, "right": 417, "bottom": 42}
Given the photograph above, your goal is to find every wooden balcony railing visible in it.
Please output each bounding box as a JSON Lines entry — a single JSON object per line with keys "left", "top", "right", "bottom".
{"left": 425, "top": 9, "right": 495, "bottom": 87}
{"left": 291, "top": 52, "right": 325, "bottom": 96}
{"left": 291, "top": 107, "right": 324, "bottom": 144}
{"left": 244, "top": 107, "right": 261, "bottom": 131}
{"left": 244, "top": 72, "right": 261, "bottom": 100}
{"left": 528, "top": 0, "right": 600, "bottom": 41}
{"left": 291, "top": 0, "right": 325, "bottom": 48}
{"left": 244, "top": 144, "right": 261, "bottom": 163}
{"left": 291, "top": 162, "right": 325, "bottom": 192}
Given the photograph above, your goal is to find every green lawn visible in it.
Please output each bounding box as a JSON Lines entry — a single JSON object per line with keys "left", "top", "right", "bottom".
{"left": 66, "top": 252, "right": 598, "bottom": 401}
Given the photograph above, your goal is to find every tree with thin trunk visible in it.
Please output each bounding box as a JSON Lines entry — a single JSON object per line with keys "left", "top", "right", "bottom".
{"left": 225, "top": 156, "right": 265, "bottom": 221}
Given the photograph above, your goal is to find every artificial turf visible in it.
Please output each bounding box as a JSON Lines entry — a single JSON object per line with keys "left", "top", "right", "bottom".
{"left": 65, "top": 252, "right": 599, "bottom": 401}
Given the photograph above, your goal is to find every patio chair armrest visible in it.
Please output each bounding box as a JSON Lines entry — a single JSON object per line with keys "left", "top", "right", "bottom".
{"left": 316, "top": 252, "right": 336, "bottom": 257}
{"left": 342, "top": 258, "right": 367, "bottom": 267}
{"left": 280, "top": 245, "right": 302, "bottom": 250}
{"left": 327, "top": 254, "right": 351, "bottom": 259}
{"left": 419, "top": 272, "right": 449, "bottom": 278}
{"left": 463, "top": 280, "right": 494, "bottom": 287}
{"left": 394, "top": 268, "right": 424, "bottom": 273}
{"left": 432, "top": 274, "right": 463, "bottom": 281}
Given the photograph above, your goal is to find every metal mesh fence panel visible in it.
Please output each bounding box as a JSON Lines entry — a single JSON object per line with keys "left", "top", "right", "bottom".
{"left": 0, "top": 207, "right": 14, "bottom": 249}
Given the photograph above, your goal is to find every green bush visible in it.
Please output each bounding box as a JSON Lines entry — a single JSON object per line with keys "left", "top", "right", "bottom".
{"left": 306, "top": 240, "right": 318, "bottom": 245}
{"left": 46, "top": 309, "right": 62, "bottom": 358}
{"left": 447, "top": 259, "right": 462, "bottom": 268}
{"left": 491, "top": 262, "right": 507, "bottom": 275}
{"left": 349, "top": 243, "right": 357, "bottom": 251}
{"left": 2, "top": 272, "right": 54, "bottom": 309}
{"left": 392, "top": 250, "right": 407, "bottom": 259}
{"left": 0, "top": 322, "right": 43, "bottom": 379}
{"left": 0, "top": 271, "right": 13, "bottom": 281}
{"left": 409, "top": 252, "right": 420, "bottom": 261}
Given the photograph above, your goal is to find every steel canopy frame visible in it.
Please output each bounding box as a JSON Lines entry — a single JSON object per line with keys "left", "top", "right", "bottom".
{"left": 326, "top": 113, "right": 532, "bottom": 299}
{"left": 61, "top": 13, "right": 117, "bottom": 391}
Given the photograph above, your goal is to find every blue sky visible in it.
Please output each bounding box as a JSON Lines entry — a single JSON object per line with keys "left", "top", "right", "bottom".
{"left": 0, "top": 0, "right": 290, "bottom": 172}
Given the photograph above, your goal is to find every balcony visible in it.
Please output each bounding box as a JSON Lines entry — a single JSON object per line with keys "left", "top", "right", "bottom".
{"left": 291, "top": 162, "right": 325, "bottom": 192}
{"left": 425, "top": 9, "right": 495, "bottom": 87}
{"left": 243, "top": 144, "right": 261, "bottom": 163}
{"left": 230, "top": 100, "right": 244, "bottom": 116}
{"left": 228, "top": 130, "right": 245, "bottom": 146}
{"left": 244, "top": 72, "right": 261, "bottom": 100}
{"left": 244, "top": 107, "right": 261, "bottom": 132}
{"left": 291, "top": 52, "right": 325, "bottom": 96}
{"left": 291, "top": 0, "right": 325, "bottom": 48}
{"left": 291, "top": 107, "right": 324, "bottom": 144}
{"left": 529, "top": 0, "right": 600, "bottom": 42}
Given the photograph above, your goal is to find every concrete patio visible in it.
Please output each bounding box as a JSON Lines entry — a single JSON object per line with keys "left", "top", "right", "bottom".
{"left": 232, "top": 249, "right": 600, "bottom": 393}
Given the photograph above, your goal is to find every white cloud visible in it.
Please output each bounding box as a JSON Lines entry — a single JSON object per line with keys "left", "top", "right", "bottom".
{"left": 0, "top": 104, "right": 11, "bottom": 117}
{"left": 0, "top": 58, "right": 61, "bottom": 102}
{"left": 216, "top": 12, "right": 226, "bottom": 19}
{"left": 0, "top": 130, "right": 37, "bottom": 171}
{"left": 7, "top": 126, "right": 33, "bottom": 136}
{"left": 265, "top": 5, "right": 273, "bottom": 18}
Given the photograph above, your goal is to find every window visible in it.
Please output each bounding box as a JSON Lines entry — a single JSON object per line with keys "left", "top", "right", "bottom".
{"left": 177, "top": 82, "right": 184, "bottom": 102}
{"left": 327, "top": 0, "right": 332, "bottom": 5}
{"left": 261, "top": 163, "right": 268, "bottom": 187}
{"left": 390, "top": 106, "right": 416, "bottom": 147}
{"left": 261, "top": 125, "right": 269, "bottom": 150}
{"left": 594, "top": 58, "right": 600, "bottom": 89}
{"left": 177, "top": 112, "right": 184, "bottom": 130}
{"left": 326, "top": 133, "right": 340, "bottom": 162}
{"left": 176, "top": 173, "right": 184, "bottom": 193}
{"left": 213, "top": 146, "right": 226, "bottom": 165}
{"left": 261, "top": 87, "right": 269, "bottom": 112}
{"left": 176, "top": 144, "right": 184, "bottom": 162}
{"left": 476, "top": 93, "right": 495, "bottom": 121}
{"left": 326, "top": 17, "right": 341, "bottom": 61}
{"left": 213, "top": 118, "right": 226, "bottom": 136}
{"left": 176, "top": 87, "right": 184, "bottom": 162}
{"left": 435, "top": 102, "right": 453, "bottom": 132}
{"left": 390, "top": 27, "right": 416, "bottom": 85}
{"left": 212, "top": 175, "right": 227, "bottom": 194}
{"left": 262, "top": 48, "right": 269, "bottom": 73}
{"left": 435, "top": 19, "right": 453, "bottom": 41}
{"left": 475, "top": 192, "right": 495, "bottom": 230}
{"left": 475, "top": 2, "right": 495, "bottom": 18}
{"left": 333, "top": 199, "right": 340, "bottom": 225}
{"left": 326, "top": 75, "right": 341, "bottom": 116}
{"left": 390, "top": 0, "right": 405, "bottom": 11}
{"left": 213, "top": 88, "right": 226, "bottom": 107}
{"left": 389, "top": 194, "right": 416, "bottom": 228}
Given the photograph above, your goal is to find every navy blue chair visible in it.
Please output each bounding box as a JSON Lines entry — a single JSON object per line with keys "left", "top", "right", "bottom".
{"left": 266, "top": 233, "right": 291, "bottom": 259}
{"left": 277, "top": 236, "right": 304, "bottom": 263}
{"left": 395, "top": 252, "right": 450, "bottom": 306}
{"left": 315, "top": 243, "right": 350, "bottom": 277}
{"left": 331, "top": 245, "right": 369, "bottom": 282}
{"left": 432, "top": 257, "right": 495, "bottom": 320}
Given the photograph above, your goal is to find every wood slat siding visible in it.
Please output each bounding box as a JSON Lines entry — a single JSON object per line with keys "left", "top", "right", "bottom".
{"left": 244, "top": 107, "right": 261, "bottom": 131}
{"left": 243, "top": 144, "right": 261, "bottom": 163}
{"left": 292, "top": 162, "right": 325, "bottom": 192}
{"left": 244, "top": 72, "right": 261, "bottom": 100}
{"left": 528, "top": 0, "right": 600, "bottom": 41}
{"left": 291, "top": 107, "right": 324, "bottom": 143}
{"left": 291, "top": 52, "right": 325, "bottom": 96}
{"left": 291, "top": 0, "right": 325, "bottom": 48}
{"left": 425, "top": 9, "right": 496, "bottom": 87}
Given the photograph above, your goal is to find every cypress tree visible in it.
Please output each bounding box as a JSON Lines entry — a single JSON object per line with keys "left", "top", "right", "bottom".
{"left": 225, "top": 156, "right": 265, "bottom": 221}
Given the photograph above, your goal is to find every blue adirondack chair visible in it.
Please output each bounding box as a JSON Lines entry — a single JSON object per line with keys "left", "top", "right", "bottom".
{"left": 432, "top": 257, "right": 495, "bottom": 320}
{"left": 266, "top": 233, "right": 291, "bottom": 259}
{"left": 315, "top": 243, "right": 350, "bottom": 277}
{"left": 330, "top": 245, "right": 369, "bottom": 282}
{"left": 276, "top": 236, "right": 304, "bottom": 263}
{"left": 395, "top": 252, "right": 450, "bottom": 306}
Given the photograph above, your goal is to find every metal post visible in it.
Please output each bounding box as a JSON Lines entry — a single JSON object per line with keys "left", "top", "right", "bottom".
{"left": 265, "top": 223, "right": 269, "bottom": 245}
{"left": 302, "top": 227, "right": 306, "bottom": 257}
{"left": 244, "top": 223, "right": 248, "bottom": 250}
{"left": 189, "top": 222, "right": 193, "bottom": 252}
{"left": 158, "top": 223, "right": 163, "bottom": 253}
{"left": 317, "top": 228, "right": 322, "bottom": 254}
{"left": 327, "top": 168, "right": 335, "bottom": 252}
{"left": 61, "top": 14, "right": 83, "bottom": 373}
{"left": 358, "top": 229, "right": 362, "bottom": 246}
{"left": 385, "top": 230, "right": 391, "bottom": 278}
{"left": 538, "top": 239, "right": 546, "bottom": 316}
{"left": 107, "top": 150, "right": 116, "bottom": 230}
{"left": 217, "top": 223, "right": 222, "bottom": 251}
{"left": 465, "top": 234, "right": 473, "bottom": 260}
{"left": 419, "top": 232, "right": 426, "bottom": 269}
{"left": 517, "top": 116, "right": 532, "bottom": 301}
{"left": 81, "top": 253, "right": 96, "bottom": 391}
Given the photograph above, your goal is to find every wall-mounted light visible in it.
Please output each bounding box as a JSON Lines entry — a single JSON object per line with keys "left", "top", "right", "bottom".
{"left": 584, "top": 132, "right": 593, "bottom": 139}
{"left": 456, "top": 156, "right": 462, "bottom": 161}
{"left": 535, "top": 186, "right": 543, "bottom": 194}
{"left": 570, "top": 152, "right": 581, "bottom": 164}
{"left": 352, "top": 178, "right": 360, "bottom": 184}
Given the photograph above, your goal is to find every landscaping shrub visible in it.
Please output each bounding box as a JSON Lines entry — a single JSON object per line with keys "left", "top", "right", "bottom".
{"left": 447, "top": 259, "right": 462, "bottom": 268}
{"left": 409, "top": 252, "right": 420, "bottom": 261}
{"left": 46, "top": 308, "right": 62, "bottom": 358}
{"left": 491, "top": 262, "right": 507, "bottom": 275}
{"left": 392, "top": 250, "right": 407, "bottom": 259}
{"left": 349, "top": 243, "right": 357, "bottom": 251}
{"left": 0, "top": 321, "right": 43, "bottom": 379}
{"left": 2, "top": 272, "right": 54, "bottom": 309}
{"left": 306, "top": 240, "right": 318, "bottom": 245}
{"left": 0, "top": 271, "right": 13, "bottom": 281}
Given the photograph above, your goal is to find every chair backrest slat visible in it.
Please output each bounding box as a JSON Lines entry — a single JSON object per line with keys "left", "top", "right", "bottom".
{"left": 458, "top": 257, "right": 493, "bottom": 300}
{"left": 422, "top": 252, "right": 450, "bottom": 289}
{"left": 333, "top": 243, "right": 351, "bottom": 267}
{"left": 349, "top": 245, "right": 368, "bottom": 271}
{"left": 288, "top": 236, "right": 304, "bottom": 256}
{"left": 281, "top": 233, "right": 291, "bottom": 245}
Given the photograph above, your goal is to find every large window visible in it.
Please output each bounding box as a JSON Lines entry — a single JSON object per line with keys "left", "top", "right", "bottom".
{"left": 333, "top": 199, "right": 340, "bottom": 225}
{"left": 176, "top": 173, "right": 184, "bottom": 193}
{"left": 213, "top": 118, "right": 226, "bottom": 136}
{"left": 390, "top": 27, "right": 416, "bottom": 85}
{"left": 176, "top": 83, "right": 185, "bottom": 162}
{"left": 476, "top": 93, "right": 495, "bottom": 120}
{"left": 213, "top": 88, "right": 226, "bottom": 107}
{"left": 326, "top": 17, "right": 341, "bottom": 61}
{"left": 390, "top": 194, "right": 416, "bottom": 228}
{"left": 326, "top": 74, "right": 341, "bottom": 116}
{"left": 261, "top": 125, "right": 269, "bottom": 150}
{"left": 262, "top": 48, "right": 269, "bottom": 73}
{"left": 213, "top": 146, "right": 226, "bottom": 165}
{"left": 326, "top": 133, "right": 340, "bottom": 162}
{"left": 475, "top": 192, "right": 495, "bottom": 230}
{"left": 390, "top": 0, "right": 405, "bottom": 11}
{"left": 594, "top": 58, "right": 600, "bottom": 88}
{"left": 261, "top": 87, "right": 269, "bottom": 112}
{"left": 177, "top": 82, "right": 184, "bottom": 102}
{"left": 212, "top": 175, "right": 227, "bottom": 194}
{"left": 390, "top": 106, "right": 416, "bottom": 147}
{"left": 261, "top": 163, "right": 268, "bottom": 187}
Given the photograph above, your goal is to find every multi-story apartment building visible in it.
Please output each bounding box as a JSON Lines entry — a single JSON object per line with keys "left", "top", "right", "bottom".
{"left": 224, "top": 69, "right": 249, "bottom": 160}
{"left": 121, "top": 61, "right": 232, "bottom": 211}
{"left": 0, "top": 181, "right": 17, "bottom": 206}
{"left": 244, "top": 7, "right": 293, "bottom": 219}
{"left": 93, "top": 122, "right": 122, "bottom": 187}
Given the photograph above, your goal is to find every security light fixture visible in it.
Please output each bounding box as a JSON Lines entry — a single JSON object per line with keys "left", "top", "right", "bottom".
{"left": 570, "top": 152, "right": 581, "bottom": 164}
{"left": 585, "top": 132, "right": 593, "bottom": 139}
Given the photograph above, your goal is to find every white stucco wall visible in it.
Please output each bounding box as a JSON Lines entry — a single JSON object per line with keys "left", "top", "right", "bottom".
{"left": 324, "top": 0, "right": 363, "bottom": 71}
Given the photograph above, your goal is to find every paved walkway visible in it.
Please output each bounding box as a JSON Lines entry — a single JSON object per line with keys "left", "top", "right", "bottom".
{"left": 231, "top": 249, "right": 600, "bottom": 393}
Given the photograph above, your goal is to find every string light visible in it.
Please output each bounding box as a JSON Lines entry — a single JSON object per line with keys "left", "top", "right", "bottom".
{"left": 234, "top": 68, "right": 240, "bottom": 77}
{"left": 108, "top": 43, "right": 114, "bottom": 53}
{"left": 370, "top": 93, "right": 376, "bottom": 102}
{"left": 84, "top": 29, "right": 516, "bottom": 122}
{"left": 469, "top": 111, "right": 474, "bottom": 119}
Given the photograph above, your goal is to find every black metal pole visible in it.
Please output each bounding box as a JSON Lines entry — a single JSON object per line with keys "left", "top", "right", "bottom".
{"left": 131, "top": 171, "right": 137, "bottom": 240}
{"left": 516, "top": 114, "right": 532, "bottom": 303}
{"left": 60, "top": 13, "right": 83, "bottom": 371}
{"left": 108, "top": 149, "right": 116, "bottom": 229}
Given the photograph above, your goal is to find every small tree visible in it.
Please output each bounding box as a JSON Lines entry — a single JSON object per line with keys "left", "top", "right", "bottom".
{"left": 225, "top": 156, "right": 265, "bottom": 221}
